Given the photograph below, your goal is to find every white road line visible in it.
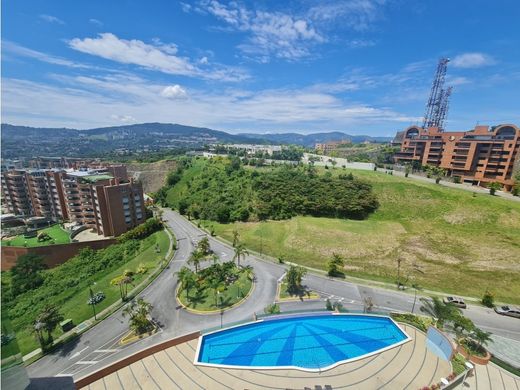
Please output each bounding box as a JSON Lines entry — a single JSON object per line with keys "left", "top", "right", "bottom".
{"left": 94, "top": 349, "right": 118, "bottom": 353}
{"left": 69, "top": 346, "right": 89, "bottom": 360}
{"left": 75, "top": 361, "right": 98, "bottom": 365}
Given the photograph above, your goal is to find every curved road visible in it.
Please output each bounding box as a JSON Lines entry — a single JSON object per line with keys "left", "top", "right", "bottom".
{"left": 27, "top": 209, "right": 520, "bottom": 380}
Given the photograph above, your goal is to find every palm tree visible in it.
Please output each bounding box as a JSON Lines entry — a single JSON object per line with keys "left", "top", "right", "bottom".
{"left": 419, "top": 296, "right": 460, "bottom": 329}
{"left": 197, "top": 236, "right": 211, "bottom": 255}
{"left": 452, "top": 312, "right": 475, "bottom": 342}
{"left": 188, "top": 250, "right": 205, "bottom": 273}
{"left": 232, "top": 229, "right": 240, "bottom": 248}
{"left": 32, "top": 320, "right": 47, "bottom": 350}
{"left": 233, "top": 243, "right": 249, "bottom": 267}
{"left": 35, "top": 305, "right": 64, "bottom": 345}
{"left": 111, "top": 273, "right": 134, "bottom": 301}
{"left": 122, "top": 298, "right": 154, "bottom": 335}
{"left": 471, "top": 327, "right": 492, "bottom": 351}
{"left": 177, "top": 267, "right": 196, "bottom": 301}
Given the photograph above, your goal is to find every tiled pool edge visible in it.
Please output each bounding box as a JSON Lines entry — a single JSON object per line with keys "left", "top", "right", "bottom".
{"left": 193, "top": 312, "right": 412, "bottom": 373}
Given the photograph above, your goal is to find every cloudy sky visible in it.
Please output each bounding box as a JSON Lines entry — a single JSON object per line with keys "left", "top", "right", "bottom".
{"left": 2, "top": 0, "right": 519, "bottom": 135}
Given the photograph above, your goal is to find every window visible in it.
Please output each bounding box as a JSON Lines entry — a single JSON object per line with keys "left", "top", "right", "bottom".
{"left": 125, "top": 216, "right": 131, "bottom": 223}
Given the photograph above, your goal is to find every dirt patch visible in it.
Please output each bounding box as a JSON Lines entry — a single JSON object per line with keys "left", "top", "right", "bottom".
{"left": 400, "top": 235, "right": 463, "bottom": 265}
{"left": 497, "top": 210, "right": 520, "bottom": 228}
{"left": 127, "top": 160, "right": 177, "bottom": 193}
{"left": 443, "top": 208, "right": 492, "bottom": 225}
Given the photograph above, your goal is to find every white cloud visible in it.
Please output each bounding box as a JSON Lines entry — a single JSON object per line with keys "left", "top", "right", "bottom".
{"left": 3, "top": 41, "right": 94, "bottom": 69}
{"left": 451, "top": 53, "right": 496, "bottom": 68}
{"left": 197, "top": 1, "right": 324, "bottom": 61}
{"left": 161, "top": 85, "right": 188, "bottom": 99}
{"left": 68, "top": 33, "right": 248, "bottom": 81}
{"left": 89, "top": 18, "right": 103, "bottom": 26}
{"left": 39, "top": 14, "right": 65, "bottom": 24}
{"left": 308, "top": 0, "right": 385, "bottom": 31}
{"left": 110, "top": 114, "right": 136, "bottom": 123}
{"left": 2, "top": 76, "right": 419, "bottom": 132}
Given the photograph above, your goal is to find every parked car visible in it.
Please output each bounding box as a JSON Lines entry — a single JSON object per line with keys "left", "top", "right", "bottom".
{"left": 443, "top": 296, "right": 467, "bottom": 309}
{"left": 494, "top": 306, "right": 520, "bottom": 318}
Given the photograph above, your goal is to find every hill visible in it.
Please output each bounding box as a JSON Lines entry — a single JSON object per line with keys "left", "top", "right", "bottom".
{"left": 203, "top": 166, "right": 520, "bottom": 304}
{"left": 1, "top": 122, "right": 391, "bottom": 158}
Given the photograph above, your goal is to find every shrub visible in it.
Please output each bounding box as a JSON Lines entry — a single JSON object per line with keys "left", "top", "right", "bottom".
{"left": 87, "top": 291, "right": 105, "bottom": 305}
{"left": 453, "top": 176, "right": 461, "bottom": 184}
{"left": 264, "top": 303, "right": 280, "bottom": 314}
{"left": 118, "top": 218, "right": 163, "bottom": 242}
{"left": 325, "top": 298, "right": 333, "bottom": 311}
{"left": 481, "top": 290, "right": 494, "bottom": 307}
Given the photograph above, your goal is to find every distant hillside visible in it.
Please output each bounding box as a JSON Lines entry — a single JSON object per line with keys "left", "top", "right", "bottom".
{"left": 240, "top": 132, "right": 392, "bottom": 147}
{"left": 1, "top": 122, "right": 391, "bottom": 158}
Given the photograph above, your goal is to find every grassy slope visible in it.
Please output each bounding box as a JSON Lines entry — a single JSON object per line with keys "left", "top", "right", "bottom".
{"left": 2, "top": 224, "right": 70, "bottom": 247}
{"left": 207, "top": 168, "right": 520, "bottom": 304}
{"left": 165, "top": 157, "right": 206, "bottom": 207}
{"left": 13, "top": 230, "right": 170, "bottom": 355}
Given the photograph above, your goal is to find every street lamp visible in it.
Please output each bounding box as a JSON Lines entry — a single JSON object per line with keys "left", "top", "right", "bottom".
{"left": 460, "top": 362, "right": 474, "bottom": 389}
{"left": 89, "top": 282, "right": 97, "bottom": 320}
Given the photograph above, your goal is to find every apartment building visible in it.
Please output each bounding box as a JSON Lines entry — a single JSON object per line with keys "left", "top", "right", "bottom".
{"left": 315, "top": 140, "right": 352, "bottom": 154}
{"left": 394, "top": 124, "right": 520, "bottom": 190}
{"left": 1, "top": 166, "right": 145, "bottom": 237}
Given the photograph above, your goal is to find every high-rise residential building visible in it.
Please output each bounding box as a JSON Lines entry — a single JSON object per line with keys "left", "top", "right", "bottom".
{"left": 1, "top": 164, "right": 145, "bottom": 237}
{"left": 394, "top": 124, "right": 520, "bottom": 191}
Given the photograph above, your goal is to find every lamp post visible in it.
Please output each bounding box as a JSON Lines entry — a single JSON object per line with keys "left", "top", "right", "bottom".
{"left": 460, "top": 362, "right": 474, "bottom": 389}
{"left": 89, "top": 282, "right": 97, "bottom": 320}
{"left": 218, "top": 291, "right": 223, "bottom": 328}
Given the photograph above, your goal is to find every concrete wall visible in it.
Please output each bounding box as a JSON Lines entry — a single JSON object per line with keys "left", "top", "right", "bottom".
{"left": 1, "top": 238, "right": 117, "bottom": 271}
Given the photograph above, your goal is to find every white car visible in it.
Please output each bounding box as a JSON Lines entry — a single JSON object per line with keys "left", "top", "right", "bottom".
{"left": 494, "top": 305, "right": 520, "bottom": 319}
{"left": 443, "top": 296, "right": 467, "bottom": 309}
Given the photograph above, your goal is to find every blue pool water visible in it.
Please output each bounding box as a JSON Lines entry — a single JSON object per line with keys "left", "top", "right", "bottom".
{"left": 197, "top": 314, "right": 409, "bottom": 370}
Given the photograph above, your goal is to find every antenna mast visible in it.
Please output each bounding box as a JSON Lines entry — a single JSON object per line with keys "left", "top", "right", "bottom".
{"left": 423, "top": 58, "right": 452, "bottom": 131}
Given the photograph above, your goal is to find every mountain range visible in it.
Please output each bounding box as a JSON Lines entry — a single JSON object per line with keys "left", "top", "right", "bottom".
{"left": 1, "top": 123, "right": 391, "bottom": 159}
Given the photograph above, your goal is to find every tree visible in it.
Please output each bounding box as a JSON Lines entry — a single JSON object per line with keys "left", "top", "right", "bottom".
{"left": 197, "top": 236, "right": 211, "bottom": 256}
{"left": 11, "top": 253, "right": 47, "bottom": 294}
{"left": 177, "top": 267, "right": 196, "bottom": 301}
{"left": 481, "top": 290, "right": 494, "bottom": 307}
{"left": 404, "top": 164, "right": 411, "bottom": 178}
{"left": 232, "top": 229, "right": 240, "bottom": 248}
{"left": 34, "top": 305, "right": 64, "bottom": 346}
{"left": 419, "top": 296, "right": 460, "bottom": 329}
{"left": 110, "top": 272, "right": 134, "bottom": 301}
{"left": 285, "top": 265, "right": 307, "bottom": 294}
{"left": 233, "top": 243, "right": 249, "bottom": 267}
{"left": 122, "top": 298, "right": 154, "bottom": 335}
{"left": 487, "top": 182, "right": 502, "bottom": 196}
{"left": 188, "top": 250, "right": 205, "bottom": 273}
{"left": 452, "top": 312, "right": 475, "bottom": 342}
{"left": 470, "top": 327, "right": 492, "bottom": 351}
{"left": 327, "top": 253, "right": 345, "bottom": 276}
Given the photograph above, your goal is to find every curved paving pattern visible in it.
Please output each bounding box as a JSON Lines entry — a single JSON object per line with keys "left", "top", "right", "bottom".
{"left": 80, "top": 324, "right": 453, "bottom": 389}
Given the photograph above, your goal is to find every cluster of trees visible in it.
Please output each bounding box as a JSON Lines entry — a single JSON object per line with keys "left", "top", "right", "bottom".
{"left": 153, "top": 157, "right": 193, "bottom": 205}
{"left": 177, "top": 236, "right": 252, "bottom": 307}
{"left": 420, "top": 297, "right": 492, "bottom": 356}
{"left": 170, "top": 158, "right": 379, "bottom": 223}
{"left": 118, "top": 218, "right": 163, "bottom": 242}
{"left": 122, "top": 298, "right": 154, "bottom": 335}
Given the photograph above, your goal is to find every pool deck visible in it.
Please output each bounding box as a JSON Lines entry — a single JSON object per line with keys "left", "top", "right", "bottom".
{"left": 79, "top": 324, "right": 452, "bottom": 389}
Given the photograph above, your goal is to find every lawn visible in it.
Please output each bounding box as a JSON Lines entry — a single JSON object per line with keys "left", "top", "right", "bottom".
{"left": 177, "top": 269, "right": 252, "bottom": 311}
{"left": 2, "top": 224, "right": 70, "bottom": 247}
{"left": 11, "top": 230, "right": 170, "bottom": 355}
{"left": 207, "top": 168, "right": 520, "bottom": 304}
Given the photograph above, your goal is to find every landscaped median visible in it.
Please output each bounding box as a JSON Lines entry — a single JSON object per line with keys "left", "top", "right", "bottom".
{"left": 1, "top": 218, "right": 175, "bottom": 358}
{"left": 176, "top": 265, "right": 254, "bottom": 314}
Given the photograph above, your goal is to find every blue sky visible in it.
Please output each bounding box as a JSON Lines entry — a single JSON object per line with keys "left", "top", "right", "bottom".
{"left": 2, "top": 0, "right": 519, "bottom": 135}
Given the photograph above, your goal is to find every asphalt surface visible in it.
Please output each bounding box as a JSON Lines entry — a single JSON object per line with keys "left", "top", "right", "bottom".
{"left": 27, "top": 209, "right": 520, "bottom": 380}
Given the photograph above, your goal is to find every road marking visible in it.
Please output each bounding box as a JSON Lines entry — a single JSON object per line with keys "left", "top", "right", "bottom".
{"left": 75, "top": 360, "right": 98, "bottom": 365}
{"left": 94, "top": 349, "right": 118, "bottom": 353}
{"left": 69, "top": 346, "right": 89, "bottom": 360}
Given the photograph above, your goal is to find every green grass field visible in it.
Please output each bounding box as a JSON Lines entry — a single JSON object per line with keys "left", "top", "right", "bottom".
{"left": 2, "top": 224, "right": 70, "bottom": 247}
{"left": 207, "top": 168, "right": 520, "bottom": 304}
{"left": 165, "top": 157, "right": 206, "bottom": 207}
{"left": 13, "top": 230, "right": 170, "bottom": 355}
{"left": 177, "top": 270, "right": 252, "bottom": 311}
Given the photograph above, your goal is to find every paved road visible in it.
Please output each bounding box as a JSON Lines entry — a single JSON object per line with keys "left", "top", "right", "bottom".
{"left": 27, "top": 210, "right": 520, "bottom": 380}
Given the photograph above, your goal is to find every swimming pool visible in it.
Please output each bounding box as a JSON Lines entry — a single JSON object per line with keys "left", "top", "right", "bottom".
{"left": 195, "top": 313, "right": 410, "bottom": 371}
